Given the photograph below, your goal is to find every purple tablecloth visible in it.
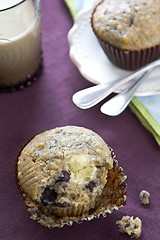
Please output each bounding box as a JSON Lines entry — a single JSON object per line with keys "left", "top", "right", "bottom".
{"left": 0, "top": 1, "right": 159, "bottom": 239}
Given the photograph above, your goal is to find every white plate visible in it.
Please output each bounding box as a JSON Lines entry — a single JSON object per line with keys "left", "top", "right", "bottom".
{"left": 68, "top": 7, "right": 160, "bottom": 96}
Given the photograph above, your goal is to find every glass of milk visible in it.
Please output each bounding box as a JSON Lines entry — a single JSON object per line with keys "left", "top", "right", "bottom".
{"left": 0, "top": 0, "right": 42, "bottom": 90}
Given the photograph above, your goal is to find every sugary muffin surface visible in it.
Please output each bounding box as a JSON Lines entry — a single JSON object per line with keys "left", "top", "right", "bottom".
{"left": 17, "top": 126, "right": 113, "bottom": 216}
{"left": 92, "top": 0, "right": 160, "bottom": 50}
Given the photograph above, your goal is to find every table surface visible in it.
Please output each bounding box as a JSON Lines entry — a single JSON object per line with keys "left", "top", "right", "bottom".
{"left": 0, "top": 1, "right": 160, "bottom": 240}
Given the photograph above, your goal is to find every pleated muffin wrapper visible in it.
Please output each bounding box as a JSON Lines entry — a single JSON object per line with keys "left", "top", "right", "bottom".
{"left": 91, "top": 1, "right": 160, "bottom": 71}
{"left": 50, "top": 200, "right": 96, "bottom": 218}
{"left": 97, "top": 40, "right": 160, "bottom": 71}
{"left": 17, "top": 157, "right": 127, "bottom": 229}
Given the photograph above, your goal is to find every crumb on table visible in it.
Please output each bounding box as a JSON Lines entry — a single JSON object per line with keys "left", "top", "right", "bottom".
{"left": 116, "top": 216, "right": 142, "bottom": 238}
{"left": 139, "top": 190, "right": 150, "bottom": 205}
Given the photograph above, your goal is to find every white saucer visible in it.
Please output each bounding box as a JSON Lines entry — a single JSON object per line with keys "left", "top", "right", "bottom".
{"left": 68, "top": 7, "right": 160, "bottom": 96}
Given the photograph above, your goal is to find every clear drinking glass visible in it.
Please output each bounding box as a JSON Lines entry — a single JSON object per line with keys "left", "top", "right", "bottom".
{"left": 0, "top": 0, "right": 42, "bottom": 90}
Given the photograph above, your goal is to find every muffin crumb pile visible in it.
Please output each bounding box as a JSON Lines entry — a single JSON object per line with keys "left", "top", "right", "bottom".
{"left": 116, "top": 216, "right": 142, "bottom": 238}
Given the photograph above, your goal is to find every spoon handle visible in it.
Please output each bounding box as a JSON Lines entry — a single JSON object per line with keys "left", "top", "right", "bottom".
{"left": 100, "top": 69, "right": 152, "bottom": 116}
{"left": 72, "top": 59, "right": 160, "bottom": 109}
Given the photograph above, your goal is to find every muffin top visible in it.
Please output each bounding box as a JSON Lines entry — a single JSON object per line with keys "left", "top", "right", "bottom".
{"left": 92, "top": 0, "right": 160, "bottom": 51}
{"left": 17, "top": 126, "right": 113, "bottom": 209}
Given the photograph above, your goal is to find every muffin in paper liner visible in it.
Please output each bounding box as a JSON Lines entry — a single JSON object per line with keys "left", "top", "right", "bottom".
{"left": 91, "top": 0, "right": 160, "bottom": 70}
{"left": 16, "top": 126, "right": 127, "bottom": 228}
{"left": 18, "top": 159, "right": 127, "bottom": 228}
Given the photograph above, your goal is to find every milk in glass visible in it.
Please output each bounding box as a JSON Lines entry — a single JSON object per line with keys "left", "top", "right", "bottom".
{"left": 0, "top": 0, "right": 41, "bottom": 88}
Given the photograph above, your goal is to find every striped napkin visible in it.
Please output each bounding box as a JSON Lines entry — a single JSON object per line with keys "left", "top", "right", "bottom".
{"left": 65, "top": 0, "right": 160, "bottom": 146}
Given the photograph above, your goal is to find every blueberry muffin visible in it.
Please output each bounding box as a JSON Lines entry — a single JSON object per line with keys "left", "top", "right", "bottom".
{"left": 17, "top": 126, "right": 127, "bottom": 228}
{"left": 91, "top": 0, "right": 160, "bottom": 70}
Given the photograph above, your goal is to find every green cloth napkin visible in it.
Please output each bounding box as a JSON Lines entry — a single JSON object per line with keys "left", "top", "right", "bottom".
{"left": 64, "top": 0, "right": 78, "bottom": 19}
{"left": 65, "top": 0, "right": 160, "bottom": 146}
{"left": 130, "top": 97, "right": 160, "bottom": 145}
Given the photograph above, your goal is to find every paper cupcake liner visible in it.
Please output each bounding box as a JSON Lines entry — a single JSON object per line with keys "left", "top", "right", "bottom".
{"left": 98, "top": 40, "right": 160, "bottom": 70}
{"left": 52, "top": 201, "right": 95, "bottom": 218}
{"left": 0, "top": 55, "right": 43, "bottom": 93}
{"left": 34, "top": 198, "right": 96, "bottom": 218}
{"left": 17, "top": 157, "right": 127, "bottom": 228}
{"left": 91, "top": 1, "right": 160, "bottom": 70}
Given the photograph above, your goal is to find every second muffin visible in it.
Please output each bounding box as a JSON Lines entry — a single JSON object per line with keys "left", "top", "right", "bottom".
{"left": 91, "top": 0, "right": 160, "bottom": 70}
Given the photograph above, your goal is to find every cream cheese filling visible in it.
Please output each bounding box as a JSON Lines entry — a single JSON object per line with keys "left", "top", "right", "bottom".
{"left": 65, "top": 154, "right": 96, "bottom": 183}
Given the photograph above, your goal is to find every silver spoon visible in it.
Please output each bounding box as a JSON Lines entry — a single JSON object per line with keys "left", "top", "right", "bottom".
{"left": 72, "top": 59, "right": 160, "bottom": 109}
{"left": 100, "top": 69, "right": 152, "bottom": 116}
